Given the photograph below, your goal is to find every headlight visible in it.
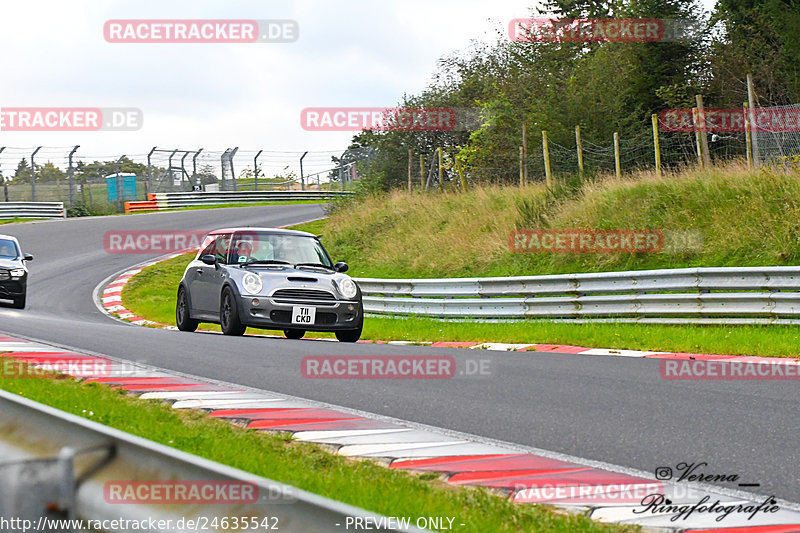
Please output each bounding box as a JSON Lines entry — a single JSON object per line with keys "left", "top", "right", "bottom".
{"left": 242, "top": 273, "right": 263, "bottom": 294}
{"left": 10, "top": 269, "right": 25, "bottom": 278}
{"left": 339, "top": 278, "right": 358, "bottom": 299}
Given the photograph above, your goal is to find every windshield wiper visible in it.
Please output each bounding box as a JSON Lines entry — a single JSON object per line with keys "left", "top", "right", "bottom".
{"left": 242, "top": 259, "right": 292, "bottom": 267}
{"left": 294, "top": 262, "right": 334, "bottom": 270}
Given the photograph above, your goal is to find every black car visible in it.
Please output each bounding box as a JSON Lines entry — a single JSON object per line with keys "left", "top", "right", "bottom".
{"left": 176, "top": 228, "right": 363, "bottom": 342}
{"left": 0, "top": 234, "right": 34, "bottom": 309}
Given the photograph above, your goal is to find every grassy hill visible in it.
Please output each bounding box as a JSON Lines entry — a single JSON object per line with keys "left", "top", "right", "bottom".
{"left": 314, "top": 161, "right": 800, "bottom": 278}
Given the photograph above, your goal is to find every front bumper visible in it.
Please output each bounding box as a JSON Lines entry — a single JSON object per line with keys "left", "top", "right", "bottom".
{"left": 238, "top": 295, "right": 363, "bottom": 331}
{"left": 0, "top": 279, "right": 26, "bottom": 300}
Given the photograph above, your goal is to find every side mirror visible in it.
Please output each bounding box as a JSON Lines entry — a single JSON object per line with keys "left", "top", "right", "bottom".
{"left": 333, "top": 262, "right": 349, "bottom": 273}
{"left": 23, "top": 254, "right": 34, "bottom": 261}
{"left": 200, "top": 254, "right": 217, "bottom": 266}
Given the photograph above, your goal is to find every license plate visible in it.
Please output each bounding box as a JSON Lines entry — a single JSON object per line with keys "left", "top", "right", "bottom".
{"left": 292, "top": 306, "right": 316, "bottom": 325}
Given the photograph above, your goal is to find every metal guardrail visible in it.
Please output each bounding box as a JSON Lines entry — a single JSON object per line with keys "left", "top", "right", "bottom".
{"left": 0, "top": 390, "right": 425, "bottom": 532}
{"left": 151, "top": 191, "right": 354, "bottom": 209}
{"left": 0, "top": 202, "right": 66, "bottom": 219}
{"left": 356, "top": 266, "right": 800, "bottom": 321}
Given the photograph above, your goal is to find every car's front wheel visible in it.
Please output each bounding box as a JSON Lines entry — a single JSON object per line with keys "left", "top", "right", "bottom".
{"left": 335, "top": 324, "right": 362, "bottom": 343}
{"left": 11, "top": 293, "right": 26, "bottom": 309}
{"left": 220, "top": 287, "right": 246, "bottom": 336}
{"left": 283, "top": 329, "right": 305, "bottom": 340}
{"left": 176, "top": 287, "right": 199, "bottom": 332}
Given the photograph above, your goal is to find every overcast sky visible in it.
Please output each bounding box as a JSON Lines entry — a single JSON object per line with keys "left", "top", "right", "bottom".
{"left": 0, "top": 0, "right": 714, "bottom": 177}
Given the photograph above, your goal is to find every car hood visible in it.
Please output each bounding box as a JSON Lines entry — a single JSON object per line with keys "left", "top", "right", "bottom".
{"left": 0, "top": 258, "right": 23, "bottom": 269}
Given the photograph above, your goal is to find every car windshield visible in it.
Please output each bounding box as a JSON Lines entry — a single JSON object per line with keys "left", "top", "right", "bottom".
{"left": 228, "top": 232, "right": 333, "bottom": 268}
{"left": 0, "top": 239, "right": 19, "bottom": 259}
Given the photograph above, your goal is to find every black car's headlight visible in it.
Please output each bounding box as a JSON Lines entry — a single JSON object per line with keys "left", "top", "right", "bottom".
{"left": 339, "top": 278, "right": 358, "bottom": 299}
{"left": 10, "top": 269, "right": 25, "bottom": 279}
{"left": 242, "top": 273, "right": 263, "bottom": 294}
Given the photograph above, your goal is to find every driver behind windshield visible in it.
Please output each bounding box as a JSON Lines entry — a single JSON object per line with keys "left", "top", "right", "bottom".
{"left": 0, "top": 240, "right": 17, "bottom": 259}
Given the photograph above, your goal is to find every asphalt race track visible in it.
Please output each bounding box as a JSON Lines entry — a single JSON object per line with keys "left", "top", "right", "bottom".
{"left": 1, "top": 205, "right": 798, "bottom": 503}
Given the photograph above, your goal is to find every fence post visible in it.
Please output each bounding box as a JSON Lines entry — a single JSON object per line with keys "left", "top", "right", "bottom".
{"left": 575, "top": 125, "right": 584, "bottom": 178}
{"left": 692, "top": 108, "right": 703, "bottom": 165}
{"left": 407, "top": 149, "right": 412, "bottom": 192}
{"left": 519, "top": 146, "right": 524, "bottom": 186}
{"left": 455, "top": 154, "right": 467, "bottom": 190}
{"left": 437, "top": 147, "right": 444, "bottom": 191}
{"left": 67, "top": 145, "right": 79, "bottom": 206}
{"left": 31, "top": 146, "right": 42, "bottom": 201}
{"left": 0, "top": 147, "right": 6, "bottom": 202}
{"left": 747, "top": 73, "right": 760, "bottom": 168}
{"left": 613, "top": 132, "right": 621, "bottom": 179}
{"left": 743, "top": 102, "right": 753, "bottom": 169}
{"left": 147, "top": 147, "right": 156, "bottom": 193}
{"left": 651, "top": 114, "right": 661, "bottom": 178}
{"left": 522, "top": 122, "right": 528, "bottom": 183}
{"left": 542, "top": 130, "right": 552, "bottom": 188}
{"left": 696, "top": 94, "right": 711, "bottom": 167}
{"left": 419, "top": 155, "right": 425, "bottom": 189}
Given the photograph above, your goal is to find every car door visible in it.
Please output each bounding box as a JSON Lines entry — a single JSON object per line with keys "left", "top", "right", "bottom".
{"left": 193, "top": 233, "right": 231, "bottom": 313}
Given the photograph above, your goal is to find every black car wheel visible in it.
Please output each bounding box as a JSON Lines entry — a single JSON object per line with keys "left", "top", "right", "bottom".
{"left": 176, "top": 287, "right": 199, "bottom": 332}
{"left": 11, "top": 293, "right": 26, "bottom": 310}
{"left": 335, "top": 324, "right": 362, "bottom": 343}
{"left": 220, "top": 287, "right": 246, "bottom": 336}
{"left": 283, "top": 329, "right": 305, "bottom": 340}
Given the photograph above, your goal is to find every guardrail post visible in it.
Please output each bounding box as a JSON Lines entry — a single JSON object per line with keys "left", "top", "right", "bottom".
{"left": 31, "top": 146, "right": 42, "bottom": 201}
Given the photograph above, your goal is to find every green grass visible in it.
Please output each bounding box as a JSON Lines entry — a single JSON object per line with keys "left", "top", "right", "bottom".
{"left": 0, "top": 218, "right": 45, "bottom": 225}
{"left": 0, "top": 365, "right": 632, "bottom": 533}
{"left": 122, "top": 251, "right": 800, "bottom": 357}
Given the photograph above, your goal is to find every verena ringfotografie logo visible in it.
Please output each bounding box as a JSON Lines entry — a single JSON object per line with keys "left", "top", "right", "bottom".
{"left": 104, "top": 231, "right": 208, "bottom": 254}
{"left": 0, "top": 108, "right": 142, "bottom": 131}
{"left": 300, "top": 107, "right": 485, "bottom": 132}
{"left": 510, "top": 229, "right": 663, "bottom": 253}
{"left": 509, "top": 18, "right": 701, "bottom": 43}
{"left": 660, "top": 359, "right": 800, "bottom": 380}
{"left": 104, "top": 481, "right": 258, "bottom": 504}
{"left": 104, "top": 19, "right": 298, "bottom": 43}
{"left": 660, "top": 108, "right": 800, "bottom": 132}
{"left": 301, "top": 356, "right": 493, "bottom": 379}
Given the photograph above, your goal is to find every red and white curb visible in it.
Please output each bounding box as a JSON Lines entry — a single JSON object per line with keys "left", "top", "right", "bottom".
{"left": 2, "top": 333, "right": 800, "bottom": 532}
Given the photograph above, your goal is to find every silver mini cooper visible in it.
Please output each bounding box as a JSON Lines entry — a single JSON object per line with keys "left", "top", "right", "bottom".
{"left": 176, "top": 228, "right": 363, "bottom": 342}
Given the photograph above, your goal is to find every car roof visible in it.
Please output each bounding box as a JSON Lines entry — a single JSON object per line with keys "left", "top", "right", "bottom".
{"left": 206, "top": 227, "right": 317, "bottom": 238}
{"left": 0, "top": 234, "right": 20, "bottom": 243}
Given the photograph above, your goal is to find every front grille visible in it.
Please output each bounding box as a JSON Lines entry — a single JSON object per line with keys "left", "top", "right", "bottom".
{"left": 0, "top": 271, "right": 8, "bottom": 281}
{"left": 269, "top": 310, "right": 337, "bottom": 325}
{"left": 272, "top": 289, "right": 335, "bottom": 301}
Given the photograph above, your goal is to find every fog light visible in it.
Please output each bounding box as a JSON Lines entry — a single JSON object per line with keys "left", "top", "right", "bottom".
{"left": 347, "top": 304, "right": 355, "bottom": 311}
{"left": 252, "top": 298, "right": 260, "bottom": 306}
